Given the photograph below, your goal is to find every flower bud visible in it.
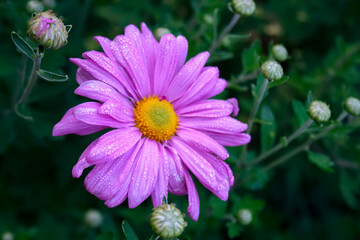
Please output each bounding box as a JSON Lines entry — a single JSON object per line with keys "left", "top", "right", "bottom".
{"left": 1, "top": 232, "right": 14, "bottom": 240}
{"left": 308, "top": 101, "right": 331, "bottom": 122}
{"left": 236, "top": 209, "right": 253, "bottom": 225}
{"left": 84, "top": 209, "right": 103, "bottom": 228}
{"left": 261, "top": 60, "right": 283, "bottom": 80}
{"left": 272, "top": 44, "right": 288, "bottom": 62}
{"left": 26, "top": 0, "right": 43, "bottom": 12}
{"left": 154, "top": 27, "right": 171, "bottom": 41}
{"left": 27, "top": 10, "right": 68, "bottom": 49}
{"left": 150, "top": 203, "right": 187, "bottom": 239}
{"left": 344, "top": 97, "right": 360, "bottom": 116}
{"left": 232, "top": 0, "right": 256, "bottom": 16}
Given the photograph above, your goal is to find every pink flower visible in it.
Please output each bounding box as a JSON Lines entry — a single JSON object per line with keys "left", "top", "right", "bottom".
{"left": 53, "top": 23, "right": 250, "bottom": 221}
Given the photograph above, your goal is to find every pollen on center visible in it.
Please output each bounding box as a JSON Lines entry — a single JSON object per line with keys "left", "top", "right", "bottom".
{"left": 134, "top": 96, "right": 179, "bottom": 142}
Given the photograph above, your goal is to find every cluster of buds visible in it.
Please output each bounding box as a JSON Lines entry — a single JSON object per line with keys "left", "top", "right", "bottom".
{"left": 84, "top": 209, "right": 103, "bottom": 228}
{"left": 232, "top": 0, "right": 256, "bottom": 16}
{"left": 261, "top": 60, "right": 283, "bottom": 81}
{"left": 236, "top": 208, "right": 253, "bottom": 225}
{"left": 272, "top": 44, "right": 288, "bottom": 62}
{"left": 150, "top": 203, "right": 187, "bottom": 239}
{"left": 154, "top": 27, "right": 171, "bottom": 40}
{"left": 345, "top": 97, "right": 360, "bottom": 116}
{"left": 27, "top": 10, "right": 68, "bottom": 49}
{"left": 308, "top": 101, "right": 331, "bottom": 123}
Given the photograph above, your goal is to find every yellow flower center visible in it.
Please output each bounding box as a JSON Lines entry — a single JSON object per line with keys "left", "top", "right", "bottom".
{"left": 134, "top": 96, "right": 178, "bottom": 142}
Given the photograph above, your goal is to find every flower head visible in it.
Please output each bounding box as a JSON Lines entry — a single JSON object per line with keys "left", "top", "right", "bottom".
{"left": 27, "top": 10, "right": 68, "bottom": 49}
{"left": 308, "top": 100, "right": 331, "bottom": 122}
{"left": 261, "top": 60, "right": 283, "bottom": 81}
{"left": 53, "top": 23, "right": 250, "bottom": 221}
{"left": 272, "top": 44, "right": 288, "bottom": 62}
{"left": 344, "top": 97, "right": 360, "bottom": 116}
{"left": 232, "top": 0, "right": 256, "bottom": 16}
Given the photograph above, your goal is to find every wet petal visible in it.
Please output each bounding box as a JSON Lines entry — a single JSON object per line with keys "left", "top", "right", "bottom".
{"left": 166, "top": 146, "right": 187, "bottom": 195}
{"left": 207, "top": 132, "right": 251, "bottom": 146}
{"left": 151, "top": 145, "right": 169, "bottom": 207}
{"left": 184, "top": 168, "right": 200, "bottom": 221}
{"left": 177, "top": 99, "right": 234, "bottom": 118}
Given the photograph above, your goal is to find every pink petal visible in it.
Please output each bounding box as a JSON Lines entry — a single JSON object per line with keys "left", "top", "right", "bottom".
{"left": 112, "top": 35, "right": 151, "bottom": 98}
{"left": 128, "top": 139, "right": 160, "bottom": 208}
{"left": 93, "top": 36, "right": 115, "bottom": 60}
{"left": 207, "top": 132, "right": 251, "bottom": 146}
{"left": 72, "top": 139, "right": 100, "bottom": 178}
{"left": 176, "top": 128, "right": 229, "bottom": 160}
{"left": 73, "top": 102, "right": 126, "bottom": 128}
{"left": 70, "top": 58, "right": 126, "bottom": 94}
{"left": 87, "top": 127, "right": 142, "bottom": 164}
{"left": 227, "top": 98, "right": 239, "bottom": 116}
{"left": 53, "top": 107, "right": 105, "bottom": 136}
{"left": 153, "top": 34, "right": 179, "bottom": 96}
{"left": 140, "top": 23, "right": 159, "bottom": 84}
{"left": 75, "top": 80, "right": 123, "bottom": 103}
{"left": 173, "top": 67, "right": 218, "bottom": 109}
{"left": 98, "top": 100, "right": 134, "bottom": 123}
{"left": 180, "top": 116, "right": 248, "bottom": 135}
{"left": 166, "top": 146, "right": 187, "bottom": 195}
{"left": 207, "top": 78, "right": 227, "bottom": 98}
{"left": 105, "top": 139, "right": 144, "bottom": 207}
{"left": 125, "top": 24, "right": 148, "bottom": 70}
{"left": 184, "top": 168, "right": 200, "bottom": 221}
{"left": 177, "top": 99, "right": 234, "bottom": 118}
{"left": 175, "top": 36, "right": 188, "bottom": 73}
{"left": 165, "top": 52, "right": 210, "bottom": 102}
{"left": 76, "top": 68, "right": 93, "bottom": 84}
{"left": 151, "top": 145, "right": 169, "bottom": 207}
{"left": 201, "top": 151, "right": 234, "bottom": 187}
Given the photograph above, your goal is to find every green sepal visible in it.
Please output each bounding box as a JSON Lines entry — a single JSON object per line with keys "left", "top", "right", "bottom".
{"left": 37, "top": 69, "right": 69, "bottom": 82}
{"left": 121, "top": 220, "right": 139, "bottom": 240}
{"left": 11, "top": 31, "right": 36, "bottom": 60}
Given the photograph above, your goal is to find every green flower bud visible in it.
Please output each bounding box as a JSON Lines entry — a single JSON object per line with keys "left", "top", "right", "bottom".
{"left": 261, "top": 60, "right": 283, "bottom": 80}
{"left": 344, "top": 97, "right": 360, "bottom": 116}
{"left": 1, "top": 232, "right": 14, "bottom": 240}
{"left": 308, "top": 101, "right": 331, "bottom": 122}
{"left": 84, "top": 209, "right": 103, "bottom": 228}
{"left": 27, "top": 10, "right": 68, "bottom": 49}
{"left": 150, "top": 203, "right": 187, "bottom": 239}
{"left": 232, "top": 0, "right": 256, "bottom": 16}
{"left": 272, "top": 44, "right": 288, "bottom": 62}
{"left": 26, "top": 0, "right": 43, "bottom": 13}
{"left": 236, "top": 209, "right": 253, "bottom": 225}
{"left": 154, "top": 27, "right": 171, "bottom": 41}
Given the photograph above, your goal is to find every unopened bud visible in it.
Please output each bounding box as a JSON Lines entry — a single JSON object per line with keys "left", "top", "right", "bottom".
{"left": 1, "top": 232, "right": 14, "bottom": 240}
{"left": 150, "top": 203, "right": 187, "bottom": 239}
{"left": 27, "top": 10, "right": 68, "bottom": 49}
{"left": 154, "top": 28, "right": 171, "bottom": 41}
{"left": 236, "top": 209, "right": 252, "bottom": 225}
{"left": 344, "top": 97, "right": 360, "bottom": 116}
{"left": 232, "top": 0, "right": 256, "bottom": 16}
{"left": 261, "top": 60, "right": 283, "bottom": 80}
{"left": 272, "top": 44, "right": 288, "bottom": 62}
{"left": 84, "top": 209, "right": 103, "bottom": 228}
{"left": 26, "top": 0, "right": 43, "bottom": 12}
{"left": 308, "top": 101, "right": 331, "bottom": 122}
{"left": 43, "top": 0, "right": 56, "bottom": 8}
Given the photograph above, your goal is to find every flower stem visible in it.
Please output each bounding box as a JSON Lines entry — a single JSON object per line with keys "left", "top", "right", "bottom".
{"left": 248, "top": 118, "right": 314, "bottom": 167}
{"left": 17, "top": 47, "right": 42, "bottom": 106}
{"left": 262, "top": 111, "right": 348, "bottom": 171}
{"left": 237, "top": 78, "right": 269, "bottom": 168}
{"left": 209, "top": 13, "right": 241, "bottom": 53}
{"left": 234, "top": 70, "right": 260, "bottom": 83}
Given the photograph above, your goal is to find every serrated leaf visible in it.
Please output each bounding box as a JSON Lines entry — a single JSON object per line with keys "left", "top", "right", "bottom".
{"left": 307, "top": 151, "right": 334, "bottom": 172}
{"left": 11, "top": 32, "right": 35, "bottom": 60}
{"left": 37, "top": 69, "right": 69, "bottom": 82}
{"left": 292, "top": 100, "right": 308, "bottom": 126}
{"left": 121, "top": 221, "right": 139, "bottom": 240}
{"left": 339, "top": 169, "right": 359, "bottom": 209}
{"left": 260, "top": 105, "right": 276, "bottom": 152}
{"left": 267, "top": 76, "right": 289, "bottom": 89}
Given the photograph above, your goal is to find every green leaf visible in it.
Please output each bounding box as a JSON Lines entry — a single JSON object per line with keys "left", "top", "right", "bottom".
{"left": 292, "top": 100, "right": 308, "bottom": 126}
{"left": 210, "top": 195, "right": 227, "bottom": 218}
{"left": 11, "top": 32, "right": 35, "bottom": 60}
{"left": 95, "top": 232, "right": 114, "bottom": 240}
{"left": 242, "top": 40, "right": 261, "bottom": 73}
{"left": 339, "top": 169, "right": 359, "bottom": 209}
{"left": 121, "top": 220, "right": 139, "bottom": 240}
{"left": 267, "top": 76, "right": 289, "bottom": 89}
{"left": 37, "top": 69, "right": 69, "bottom": 82}
{"left": 306, "top": 151, "right": 334, "bottom": 172}
{"left": 260, "top": 105, "right": 276, "bottom": 152}
{"left": 252, "top": 75, "right": 266, "bottom": 98}
{"left": 15, "top": 103, "right": 33, "bottom": 121}
{"left": 226, "top": 221, "right": 243, "bottom": 238}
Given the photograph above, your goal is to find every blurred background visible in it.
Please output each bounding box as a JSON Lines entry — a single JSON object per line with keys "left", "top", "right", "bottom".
{"left": 1, "top": 0, "right": 360, "bottom": 239}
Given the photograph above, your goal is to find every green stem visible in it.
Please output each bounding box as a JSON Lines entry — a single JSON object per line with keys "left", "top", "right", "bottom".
{"left": 234, "top": 70, "right": 260, "bottom": 83}
{"left": 248, "top": 118, "right": 314, "bottom": 167}
{"left": 262, "top": 111, "right": 348, "bottom": 171}
{"left": 17, "top": 47, "right": 42, "bottom": 106}
{"left": 209, "top": 13, "right": 241, "bottom": 53}
{"left": 237, "top": 78, "right": 269, "bottom": 168}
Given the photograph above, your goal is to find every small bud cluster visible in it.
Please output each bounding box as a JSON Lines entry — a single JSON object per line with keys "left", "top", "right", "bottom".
{"left": 150, "top": 203, "right": 187, "bottom": 239}
{"left": 308, "top": 101, "right": 331, "bottom": 122}
{"left": 261, "top": 60, "right": 283, "bottom": 81}
{"left": 27, "top": 10, "right": 68, "bottom": 49}
{"left": 232, "top": 0, "right": 256, "bottom": 16}
{"left": 84, "top": 209, "right": 103, "bottom": 228}
{"left": 237, "top": 208, "right": 253, "bottom": 225}
{"left": 272, "top": 44, "right": 288, "bottom": 62}
{"left": 1, "top": 232, "right": 14, "bottom": 240}
{"left": 344, "top": 97, "right": 360, "bottom": 116}
{"left": 154, "top": 28, "right": 171, "bottom": 40}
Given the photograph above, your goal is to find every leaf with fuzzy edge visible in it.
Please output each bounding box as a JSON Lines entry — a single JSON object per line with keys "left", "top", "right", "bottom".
{"left": 307, "top": 151, "right": 334, "bottom": 172}
{"left": 11, "top": 32, "right": 35, "bottom": 60}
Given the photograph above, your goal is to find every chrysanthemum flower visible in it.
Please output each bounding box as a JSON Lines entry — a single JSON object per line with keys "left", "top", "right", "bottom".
{"left": 53, "top": 23, "right": 250, "bottom": 221}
